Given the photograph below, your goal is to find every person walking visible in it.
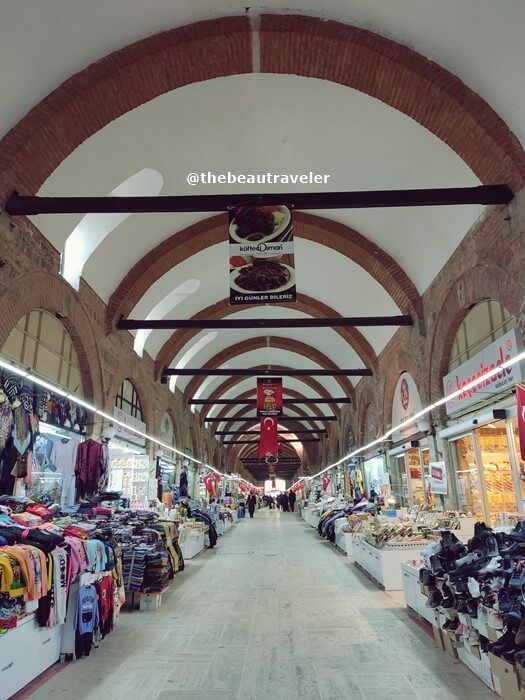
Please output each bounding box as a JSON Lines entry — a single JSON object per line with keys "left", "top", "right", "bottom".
{"left": 282, "top": 492, "right": 290, "bottom": 512}
{"left": 288, "top": 490, "right": 296, "bottom": 512}
{"left": 247, "top": 492, "right": 257, "bottom": 518}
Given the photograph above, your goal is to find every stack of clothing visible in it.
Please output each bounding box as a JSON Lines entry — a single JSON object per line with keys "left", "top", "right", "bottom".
{"left": 142, "top": 550, "right": 170, "bottom": 592}
{"left": 122, "top": 545, "right": 148, "bottom": 592}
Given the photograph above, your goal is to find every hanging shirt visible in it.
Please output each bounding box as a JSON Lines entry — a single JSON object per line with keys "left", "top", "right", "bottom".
{"left": 75, "top": 584, "right": 99, "bottom": 634}
{"left": 51, "top": 546, "right": 69, "bottom": 625}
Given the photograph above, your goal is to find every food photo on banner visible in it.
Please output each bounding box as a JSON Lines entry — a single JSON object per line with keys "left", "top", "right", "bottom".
{"left": 228, "top": 204, "right": 296, "bottom": 305}
{"left": 257, "top": 377, "right": 283, "bottom": 417}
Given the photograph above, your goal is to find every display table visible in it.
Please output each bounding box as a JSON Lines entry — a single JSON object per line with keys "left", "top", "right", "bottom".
{"left": 0, "top": 614, "right": 62, "bottom": 700}
{"left": 352, "top": 539, "right": 428, "bottom": 590}
{"left": 307, "top": 510, "right": 320, "bottom": 529}
{"left": 343, "top": 532, "right": 361, "bottom": 557}
{"left": 301, "top": 506, "right": 308, "bottom": 522}
{"left": 180, "top": 528, "right": 205, "bottom": 559}
{"left": 400, "top": 562, "right": 436, "bottom": 625}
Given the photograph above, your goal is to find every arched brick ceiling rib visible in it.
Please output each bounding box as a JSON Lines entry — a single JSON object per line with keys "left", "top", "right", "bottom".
{"left": 107, "top": 212, "right": 421, "bottom": 333}
{"left": 1, "top": 14, "right": 523, "bottom": 200}
{"left": 220, "top": 401, "right": 326, "bottom": 436}
{"left": 155, "top": 294, "right": 378, "bottom": 379}
{"left": 182, "top": 336, "right": 354, "bottom": 402}
{"left": 227, "top": 418, "right": 317, "bottom": 468}
{"left": 203, "top": 370, "right": 333, "bottom": 408}
{"left": 211, "top": 387, "right": 328, "bottom": 426}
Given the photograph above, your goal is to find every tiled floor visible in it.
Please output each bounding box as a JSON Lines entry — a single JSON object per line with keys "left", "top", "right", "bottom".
{"left": 27, "top": 510, "right": 495, "bottom": 699}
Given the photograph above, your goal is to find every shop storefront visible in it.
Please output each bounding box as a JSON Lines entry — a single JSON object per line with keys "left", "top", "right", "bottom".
{"left": 440, "top": 321, "right": 525, "bottom": 523}
{"left": 361, "top": 406, "right": 386, "bottom": 497}
{"left": 387, "top": 372, "right": 432, "bottom": 508}
{"left": 109, "top": 382, "right": 151, "bottom": 507}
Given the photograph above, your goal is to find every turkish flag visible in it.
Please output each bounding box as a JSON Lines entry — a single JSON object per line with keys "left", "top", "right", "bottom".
{"left": 259, "top": 416, "right": 279, "bottom": 458}
{"left": 322, "top": 475, "right": 331, "bottom": 492}
{"left": 215, "top": 473, "right": 222, "bottom": 483}
{"left": 517, "top": 384, "right": 525, "bottom": 461}
{"left": 203, "top": 473, "right": 214, "bottom": 495}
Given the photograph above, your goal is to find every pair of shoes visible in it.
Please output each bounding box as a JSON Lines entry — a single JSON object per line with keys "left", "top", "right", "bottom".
{"left": 487, "top": 627, "right": 516, "bottom": 656}
{"left": 509, "top": 560, "right": 525, "bottom": 588}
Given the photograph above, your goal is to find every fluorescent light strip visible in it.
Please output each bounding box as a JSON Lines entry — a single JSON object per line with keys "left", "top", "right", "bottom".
{"left": 0, "top": 355, "right": 257, "bottom": 490}
{"left": 292, "top": 348, "right": 525, "bottom": 487}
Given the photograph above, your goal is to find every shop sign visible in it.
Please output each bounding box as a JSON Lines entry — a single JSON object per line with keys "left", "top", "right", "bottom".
{"left": 443, "top": 329, "right": 525, "bottom": 415}
{"left": 517, "top": 383, "right": 525, "bottom": 461}
{"left": 228, "top": 204, "right": 296, "bottom": 305}
{"left": 429, "top": 461, "right": 447, "bottom": 495}
{"left": 113, "top": 406, "right": 146, "bottom": 447}
{"left": 257, "top": 377, "right": 283, "bottom": 417}
{"left": 391, "top": 372, "right": 423, "bottom": 442}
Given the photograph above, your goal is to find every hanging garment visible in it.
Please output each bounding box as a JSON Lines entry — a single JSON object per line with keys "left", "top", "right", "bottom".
{"left": 0, "top": 404, "right": 13, "bottom": 451}
{"left": 75, "top": 439, "right": 105, "bottom": 498}
{"left": 12, "top": 405, "right": 31, "bottom": 455}
{"left": 75, "top": 584, "right": 99, "bottom": 658}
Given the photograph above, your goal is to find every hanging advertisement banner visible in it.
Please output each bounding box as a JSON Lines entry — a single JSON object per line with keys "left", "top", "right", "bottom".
{"left": 429, "top": 461, "right": 448, "bottom": 495}
{"left": 391, "top": 372, "right": 423, "bottom": 442}
{"left": 257, "top": 377, "right": 283, "bottom": 417}
{"left": 258, "top": 416, "right": 279, "bottom": 459}
{"left": 228, "top": 204, "right": 296, "bottom": 305}
{"left": 442, "top": 328, "right": 525, "bottom": 415}
{"left": 517, "top": 384, "right": 525, "bottom": 461}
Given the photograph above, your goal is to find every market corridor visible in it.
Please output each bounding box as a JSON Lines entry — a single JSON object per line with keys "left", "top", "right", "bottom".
{"left": 26, "top": 511, "right": 493, "bottom": 700}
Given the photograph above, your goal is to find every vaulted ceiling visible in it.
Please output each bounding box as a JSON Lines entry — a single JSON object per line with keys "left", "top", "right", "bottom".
{"left": 2, "top": 1, "right": 524, "bottom": 482}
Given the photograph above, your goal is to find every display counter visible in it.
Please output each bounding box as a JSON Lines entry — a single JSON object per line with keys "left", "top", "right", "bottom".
{"left": 307, "top": 510, "right": 321, "bottom": 529}
{"left": 352, "top": 538, "right": 428, "bottom": 590}
{"left": 401, "top": 562, "right": 437, "bottom": 625}
{"left": 0, "top": 614, "right": 62, "bottom": 700}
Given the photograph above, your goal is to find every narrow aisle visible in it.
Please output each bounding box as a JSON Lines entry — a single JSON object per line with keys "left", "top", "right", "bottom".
{"left": 28, "top": 510, "right": 494, "bottom": 700}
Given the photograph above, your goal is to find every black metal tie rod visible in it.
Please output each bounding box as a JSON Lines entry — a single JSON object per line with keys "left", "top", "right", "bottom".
{"left": 204, "top": 414, "right": 337, "bottom": 423}
{"left": 190, "top": 397, "right": 351, "bottom": 405}
{"left": 4, "top": 185, "right": 513, "bottom": 215}
{"left": 224, "top": 438, "right": 319, "bottom": 444}
{"left": 118, "top": 315, "right": 412, "bottom": 330}
{"left": 162, "top": 368, "right": 370, "bottom": 380}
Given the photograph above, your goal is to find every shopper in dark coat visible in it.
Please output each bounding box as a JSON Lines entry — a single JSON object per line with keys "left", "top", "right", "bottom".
{"left": 246, "top": 493, "right": 257, "bottom": 518}
{"left": 282, "top": 493, "right": 290, "bottom": 512}
{"left": 288, "top": 491, "right": 296, "bottom": 512}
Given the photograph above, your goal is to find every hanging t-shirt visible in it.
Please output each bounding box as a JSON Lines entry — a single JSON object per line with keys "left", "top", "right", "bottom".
{"left": 51, "top": 546, "right": 69, "bottom": 625}
{"left": 75, "top": 584, "right": 99, "bottom": 634}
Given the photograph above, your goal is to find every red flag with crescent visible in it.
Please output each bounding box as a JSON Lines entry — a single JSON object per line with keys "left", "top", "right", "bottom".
{"left": 259, "top": 416, "right": 278, "bottom": 458}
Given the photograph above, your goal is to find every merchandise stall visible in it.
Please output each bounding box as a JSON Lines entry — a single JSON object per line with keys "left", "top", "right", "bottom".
{"left": 440, "top": 328, "right": 525, "bottom": 524}
{"left": 0, "top": 496, "right": 184, "bottom": 700}
{"left": 387, "top": 372, "right": 433, "bottom": 509}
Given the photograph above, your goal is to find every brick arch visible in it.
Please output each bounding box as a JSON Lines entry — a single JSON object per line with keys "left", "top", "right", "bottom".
{"left": 428, "top": 264, "right": 525, "bottom": 414}
{"left": 183, "top": 335, "right": 354, "bottom": 401}
{"left": 1, "top": 15, "right": 523, "bottom": 200}
{"left": 381, "top": 348, "right": 424, "bottom": 433}
{"left": 202, "top": 369, "right": 334, "bottom": 409}
{"left": 107, "top": 212, "right": 422, "bottom": 332}
{"left": 0, "top": 270, "right": 103, "bottom": 406}
{"left": 155, "top": 294, "right": 377, "bottom": 380}
{"left": 222, "top": 416, "right": 319, "bottom": 468}
{"left": 105, "top": 359, "right": 155, "bottom": 434}
{"left": 357, "top": 383, "right": 382, "bottom": 448}
{"left": 211, "top": 387, "right": 328, "bottom": 427}
{"left": 219, "top": 400, "right": 328, "bottom": 436}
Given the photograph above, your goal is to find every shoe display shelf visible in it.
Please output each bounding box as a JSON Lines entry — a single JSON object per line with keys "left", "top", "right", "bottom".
{"left": 0, "top": 612, "right": 62, "bottom": 700}
{"left": 352, "top": 538, "right": 430, "bottom": 590}
{"left": 400, "top": 562, "right": 436, "bottom": 625}
{"left": 457, "top": 646, "right": 497, "bottom": 692}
